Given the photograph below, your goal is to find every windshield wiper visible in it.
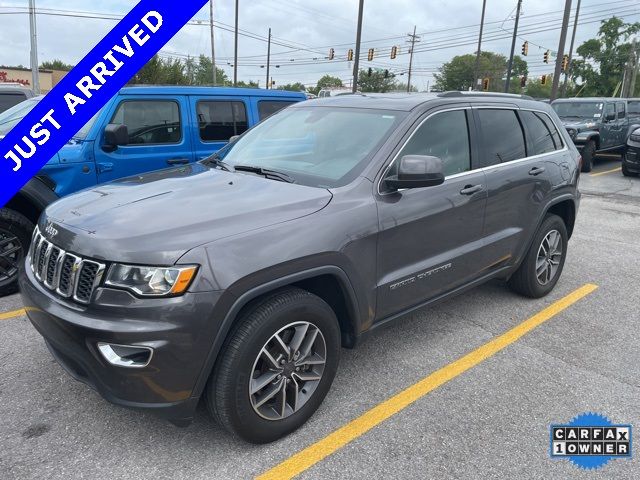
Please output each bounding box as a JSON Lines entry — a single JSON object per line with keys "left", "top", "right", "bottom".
{"left": 233, "top": 165, "right": 295, "bottom": 183}
{"left": 201, "top": 154, "right": 235, "bottom": 172}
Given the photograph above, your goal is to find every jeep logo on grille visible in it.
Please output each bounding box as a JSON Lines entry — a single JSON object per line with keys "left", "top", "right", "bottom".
{"left": 45, "top": 222, "right": 58, "bottom": 238}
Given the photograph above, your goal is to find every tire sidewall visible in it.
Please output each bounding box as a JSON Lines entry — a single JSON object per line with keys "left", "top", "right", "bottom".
{"left": 523, "top": 215, "right": 568, "bottom": 297}
{"left": 581, "top": 141, "right": 595, "bottom": 172}
{"left": 0, "top": 209, "right": 34, "bottom": 292}
{"left": 216, "top": 293, "right": 340, "bottom": 443}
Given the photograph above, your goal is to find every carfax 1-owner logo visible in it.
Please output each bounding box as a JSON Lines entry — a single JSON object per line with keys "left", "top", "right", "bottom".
{"left": 550, "top": 413, "right": 633, "bottom": 470}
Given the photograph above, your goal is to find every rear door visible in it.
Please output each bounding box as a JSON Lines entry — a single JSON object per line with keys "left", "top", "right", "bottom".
{"left": 474, "top": 107, "right": 554, "bottom": 270}
{"left": 600, "top": 102, "right": 620, "bottom": 150}
{"left": 375, "top": 106, "right": 488, "bottom": 319}
{"left": 94, "top": 96, "right": 193, "bottom": 183}
{"left": 188, "top": 96, "right": 251, "bottom": 160}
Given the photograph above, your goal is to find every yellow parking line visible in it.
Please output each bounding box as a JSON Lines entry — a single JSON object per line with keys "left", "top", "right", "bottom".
{"left": 0, "top": 308, "right": 26, "bottom": 321}
{"left": 257, "top": 283, "right": 598, "bottom": 480}
{"left": 590, "top": 166, "right": 621, "bottom": 177}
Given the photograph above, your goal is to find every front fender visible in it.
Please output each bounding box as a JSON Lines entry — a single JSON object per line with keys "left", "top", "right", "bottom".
{"left": 574, "top": 130, "right": 599, "bottom": 146}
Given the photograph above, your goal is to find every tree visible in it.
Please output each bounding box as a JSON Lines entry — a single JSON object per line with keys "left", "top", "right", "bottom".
{"left": 571, "top": 17, "right": 640, "bottom": 96}
{"left": 192, "top": 55, "right": 229, "bottom": 86}
{"left": 308, "top": 75, "right": 343, "bottom": 94}
{"left": 277, "top": 82, "right": 306, "bottom": 92}
{"left": 40, "top": 59, "right": 74, "bottom": 71}
{"left": 236, "top": 80, "right": 260, "bottom": 88}
{"left": 434, "top": 51, "right": 528, "bottom": 92}
{"left": 525, "top": 76, "right": 553, "bottom": 98}
{"left": 393, "top": 82, "right": 419, "bottom": 92}
{"left": 357, "top": 68, "right": 397, "bottom": 93}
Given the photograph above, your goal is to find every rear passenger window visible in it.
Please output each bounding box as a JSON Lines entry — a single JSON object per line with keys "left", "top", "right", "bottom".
{"left": 617, "top": 102, "right": 626, "bottom": 118}
{"left": 197, "top": 101, "right": 248, "bottom": 142}
{"left": 520, "top": 111, "right": 561, "bottom": 155}
{"left": 629, "top": 101, "right": 640, "bottom": 117}
{"left": 397, "top": 109, "right": 471, "bottom": 177}
{"left": 258, "top": 101, "right": 296, "bottom": 120}
{"left": 111, "top": 101, "right": 181, "bottom": 145}
{"left": 477, "top": 109, "right": 526, "bottom": 164}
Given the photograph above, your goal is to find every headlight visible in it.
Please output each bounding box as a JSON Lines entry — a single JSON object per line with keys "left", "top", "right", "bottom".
{"left": 630, "top": 133, "right": 640, "bottom": 143}
{"left": 567, "top": 128, "right": 577, "bottom": 139}
{"left": 105, "top": 264, "right": 198, "bottom": 296}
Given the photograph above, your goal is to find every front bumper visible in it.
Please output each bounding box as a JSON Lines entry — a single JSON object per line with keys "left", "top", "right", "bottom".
{"left": 19, "top": 262, "right": 223, "bottom": 425}
{"left": 623, "top": 145, "right": 640, "bottom": 174}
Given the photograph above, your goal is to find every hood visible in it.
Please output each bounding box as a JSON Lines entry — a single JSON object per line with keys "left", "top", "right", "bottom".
{"left": 43, "top": 163, "right": 332, "bottom": 265}
{"left": 558, "top": 118, "right": 599, "bottom": 130}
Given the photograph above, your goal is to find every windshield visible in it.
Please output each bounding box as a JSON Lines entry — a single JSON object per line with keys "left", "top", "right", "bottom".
{"left": 0, "top": 97, "right": 41, "bottom": 135}
{"left": 552, "top": 102, "right": 604, "bottom": 120}
{"left": 0, "top": 97, "right": 101, "bottom": 140}
{"left": 210, "top": 106, "right": 404, "bottom": 188}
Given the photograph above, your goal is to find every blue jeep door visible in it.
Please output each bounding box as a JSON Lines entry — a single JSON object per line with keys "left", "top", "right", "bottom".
{"left": 188, "top": 96, "right": 251, "bottom": 160}
{"left": 94, "top": 96, "right": 194, "bottom": 183}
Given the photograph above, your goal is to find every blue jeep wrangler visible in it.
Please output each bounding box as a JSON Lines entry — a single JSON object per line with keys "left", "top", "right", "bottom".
{"left": 0, "top": 86, "right": 306, "bottom": 294}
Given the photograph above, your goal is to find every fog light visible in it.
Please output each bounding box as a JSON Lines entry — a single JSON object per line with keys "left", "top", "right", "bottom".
{"left": 97, "top": 343, "right": 153, "bottom": 368}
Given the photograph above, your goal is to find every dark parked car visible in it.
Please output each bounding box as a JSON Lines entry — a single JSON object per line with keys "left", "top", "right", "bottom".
{"left": 20, "top": 92, "right": 580, "bottom": 443}
{"left": 623, "top": 127, "right": 640, "bottom": 176}
{"left": 0, "top": 85, "right": 35, "bottom": 114}
{"left": 551, "top": 98, "right": 634, "bottom": 172}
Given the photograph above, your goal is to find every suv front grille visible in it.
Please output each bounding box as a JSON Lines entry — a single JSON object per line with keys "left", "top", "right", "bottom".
{"left": 29, "top": 227, "right": 105, "bottom": 304}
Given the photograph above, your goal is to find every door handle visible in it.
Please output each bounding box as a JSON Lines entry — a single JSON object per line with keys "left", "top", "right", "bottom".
{"left": 167, "top": 158, "right": 189, "bottom": 165}
{"left": 460, "top": 184, "right": 484, "bottom": 195}
{"left": 529, "top": 166, "right": 546, "bottom": 176}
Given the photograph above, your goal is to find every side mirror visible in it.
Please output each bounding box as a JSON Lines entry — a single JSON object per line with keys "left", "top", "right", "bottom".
{"left": 103, "top": 124, "right": 129, "bottom": 151}
{"left": 385, "top": 155, "right": 445, "bottom": 191}
{"left": 229, "top": 135, "right": 240, "bottom": 144}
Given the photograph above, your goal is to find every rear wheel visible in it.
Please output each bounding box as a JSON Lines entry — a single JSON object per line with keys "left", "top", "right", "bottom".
{"left": 508, "top": 214, "right": 568, "bottom": 298}
{"left": 581, "top": 140, "right": 595, "bottom": 173}
{"left": 207, "top": 287, "right": 341, "bottom": 443}
{"left": 0, "top": 208, "right": 34, "bottom": 296}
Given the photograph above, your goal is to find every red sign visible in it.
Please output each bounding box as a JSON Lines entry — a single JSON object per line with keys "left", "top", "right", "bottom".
{"left": 0, "top": 71, "right": 30, "bottom": 86}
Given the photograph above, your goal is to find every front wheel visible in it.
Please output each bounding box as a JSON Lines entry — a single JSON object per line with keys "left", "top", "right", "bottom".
{"left": 622, "top": 162, "right": 637, "bottom": 177}
{"left": 0, "top": 208, "right": 34, "bottom": 296}
{"left": 207, "top": 287, "right": 341, "bottom": 443}
{"left": 508, "top": 214, "right": 568, "bottom": 298}
{"left": 581, "top": 140, "right": 596, "bottom": 173}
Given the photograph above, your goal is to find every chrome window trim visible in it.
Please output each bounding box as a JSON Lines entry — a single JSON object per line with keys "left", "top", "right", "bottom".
{"left": 377, "top": 105, "right": 569, "bottom": 196}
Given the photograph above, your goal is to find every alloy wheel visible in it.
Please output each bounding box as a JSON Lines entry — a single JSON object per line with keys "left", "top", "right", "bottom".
{"left": 536, "top": 229, "right": 563, "bottom": 286}
{"left": 0, "top": 229, "right": 22, "bottom": 286}
{"left": 249, "top": 321, "right": 326, "bottom": 421}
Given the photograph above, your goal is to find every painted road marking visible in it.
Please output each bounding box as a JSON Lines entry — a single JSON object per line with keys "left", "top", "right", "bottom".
{"left": 0, "top": 308, "right": 26, "bottom": 321}
{"left": 257, "top": 283, "right": 599, "bottom": 480}
{"left": 590, "top": 166, "right": 621, "bottom": 177}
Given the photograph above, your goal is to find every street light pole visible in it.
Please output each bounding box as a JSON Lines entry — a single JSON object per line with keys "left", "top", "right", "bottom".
{"left": 505, "top": 0, "right": 523, "bottom": 93}
{"left": 473, "top": 0, "right": 487, "bottom": 91}
{"left": 407, "top": 26, "right": 419, "bottom": 93}
{"left": 266, "top": 28, "right": 271, "bottom": 89}
{"left": 28, "top": 0, "right": 40, "bottom": 94}
{"left": 209, "top": 0, "right": 216, "bottom": 86}
{"left": 233, "top": 0, "right": 239, "bottom": 87}
{"left": 551, "top": 0, "right": 573, "bottom": 101}
{"left": 352, "top": 0, "right": 364, "bottom": 93}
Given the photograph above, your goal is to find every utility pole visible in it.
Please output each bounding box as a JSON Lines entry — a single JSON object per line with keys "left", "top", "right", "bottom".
{"left": 407, "top": 26, "right": 420, "bottom": 93}
{"left": 562, "top": 0, "right": 581, "bottom": 96}
{"left": 28, "top": 0, "right": 40, "bottom": 94}
{"left": 629, "top": 40, "right": 639, "bottom": 97}
{"left": 266, "top": 28, "right": 271, "bottom": 89}
{"left": 209, "top": 0, "right": 216, "bottom": 86}
{"left": 505, "top": 0, "right": 523, "bottom": 93}
{"left": 551, "top": 0, "right": 573, "bottom": 101}
{"left": 473, "top": 0, "right": 487, "bottom": 91}
{"left": 233, "top": 0, "right": 239, "bottom": 87}
{"left": 352, "top": 0, "right": 364, "bottom": 93}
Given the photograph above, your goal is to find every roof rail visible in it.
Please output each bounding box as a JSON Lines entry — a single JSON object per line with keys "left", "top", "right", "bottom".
{"left": 438, "top": 91, "right": 535, "bottom": 101}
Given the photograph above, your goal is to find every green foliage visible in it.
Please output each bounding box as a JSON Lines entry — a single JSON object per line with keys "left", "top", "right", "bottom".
{"left": 357, "top": 68, "right": 397, "bottom": 93}
{"left": 308, "top": 75, "right": 343, "bottom": 94}
{"left": 434, "top": 51, "right": 528, "bottom": 93}
{"left": 571, "top": 17, "right": 640, "bottom": 96}
{"left": 130, "top": 55, "right": 230, "bottom": 86}
{"left": 525, "top": 76, "right": 553, "bottom": 98}
{"left": 40, "top": 59, "right": 74, "bottom": 71}
{"left": 276, "top": 82, "right": 306, "bottom": 92}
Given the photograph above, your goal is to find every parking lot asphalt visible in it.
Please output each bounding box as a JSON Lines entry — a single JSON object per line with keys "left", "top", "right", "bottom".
{"left": 1, "top": 155, "right": 639, "bottom": 480}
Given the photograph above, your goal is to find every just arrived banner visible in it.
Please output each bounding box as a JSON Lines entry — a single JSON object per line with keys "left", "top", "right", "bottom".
{"left": 0, "top": 0, "right": 209, "bottom": 208}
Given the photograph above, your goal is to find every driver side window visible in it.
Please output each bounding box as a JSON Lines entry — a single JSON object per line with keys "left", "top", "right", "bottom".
{"left": 390, "top": 109, "right": 471, "bottom": 177}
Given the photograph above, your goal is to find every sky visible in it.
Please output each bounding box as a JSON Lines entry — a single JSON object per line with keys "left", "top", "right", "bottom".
{"left": 0, "top": 0, "right": 638, "bottom": 90}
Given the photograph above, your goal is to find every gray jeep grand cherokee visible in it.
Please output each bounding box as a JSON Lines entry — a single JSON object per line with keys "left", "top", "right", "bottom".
{"left": 19, "top": 92, "right": 580, "bottom": 443}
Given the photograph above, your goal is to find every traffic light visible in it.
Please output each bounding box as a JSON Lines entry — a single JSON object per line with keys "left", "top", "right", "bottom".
{"left": 347, "top": 49, "right": 353, "bottom": 61}
{"left": 390, "top": 46, "right": 398, "bottom": 59}
{"left": 520, "top": 76, "right": 527, "bottom": 88}
{"left": 368, "top": 48, "right": 375, "bottom": 61}
{"left": 328, "top": 48, "right": 335, "bottom": 60}
{"left": 367, "top": 67, "right": 373, "bottom": 77}
{"left": 562, "top": 54, "right": 570, "bottom": 72}
{"left": 543, "top": 50, "right": 550, "bottom": 64}
{"left": 521, "top": 41, "right": 529, "bottom": 56}
{"left": 541, "top": 75, "right": 547, "bottom": 85}
{"left": 482, "top": 78, "right": 490, "bottom": 91}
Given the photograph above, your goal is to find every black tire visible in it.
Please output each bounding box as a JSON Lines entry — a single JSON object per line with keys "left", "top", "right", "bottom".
{"left": 207, "top": 287, "right": 341, "bottom": 443}
{"left": 580, "top": 140, "right": 596, "bottom": 173}
{"left": 508, "top": 214, "right": 568, "bottom": 299}
{"left": 0, "top": 208, "right": 34, "bottom": 296}
{"left": 622, "top": 162, "right": 637, "bottom": 177}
